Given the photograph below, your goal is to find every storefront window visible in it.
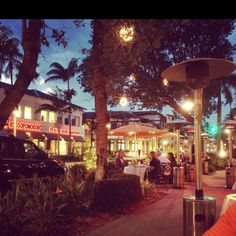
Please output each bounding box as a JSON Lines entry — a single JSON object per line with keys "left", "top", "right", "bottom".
{"left": 24, "top": 106, "right": 32, "bottom": 119}
{"left": 15, "top": 106, "right": 21, "bottom": 118}
{"left": 40, "top": 110, "right": 47, "bottom": 122}
{"left": 72, "top": 118, "right": 76, "bottom": 126}
{"left": 117, "top": 140, "right": 125, "bottom": 150}
{"left": 49, "top": 111, "right": 56, "bottom": 123}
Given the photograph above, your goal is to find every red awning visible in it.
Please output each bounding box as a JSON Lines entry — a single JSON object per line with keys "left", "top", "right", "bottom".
{"left": 30, "top": 131, "right": 44, "bottom": 139}
{"left": 43, "top": 133, "right": 60, "bottom": 140}
{"left": 72, "top": 136, "right": 85, "bottom": 142}
{"left": 60, "top": 134, "right": 71, "bottom": 141}
{"left": 16, "top": 131, "right": 30, "bottom": 139}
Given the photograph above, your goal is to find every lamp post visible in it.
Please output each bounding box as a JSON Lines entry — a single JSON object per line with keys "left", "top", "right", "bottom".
{"left": 162, "top": 58, "right": 236, "bottom": 236}
{"left": 221, "top": 119, "right": 236, "bottom": 188}
{"left": 13, "top": 107, "right": 20, "bottom": 136}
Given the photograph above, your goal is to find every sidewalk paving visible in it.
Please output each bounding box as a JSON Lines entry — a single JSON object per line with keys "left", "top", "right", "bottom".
{"left": 85, "top": 170, "right": 234, "bottom": 236}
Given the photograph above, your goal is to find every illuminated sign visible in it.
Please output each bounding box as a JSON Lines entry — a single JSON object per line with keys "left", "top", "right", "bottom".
{"left": 49, "top": 127, "right": 80, "bottom": 136}
{"left": 5, "top": 120, "right": 42, "bottom": 131}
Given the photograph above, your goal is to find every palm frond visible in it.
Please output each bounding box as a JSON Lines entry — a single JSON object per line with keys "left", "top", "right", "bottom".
{"left": 45, "top": 76, "right": 64, "bottom": 83}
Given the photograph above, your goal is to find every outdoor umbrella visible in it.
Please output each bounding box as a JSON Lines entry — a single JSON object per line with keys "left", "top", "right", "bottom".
{"left": 109, "top": 124, "right": 167, "bottom": 157}
{"left": 109, "top": 123, "right": 167, "bottom": 138}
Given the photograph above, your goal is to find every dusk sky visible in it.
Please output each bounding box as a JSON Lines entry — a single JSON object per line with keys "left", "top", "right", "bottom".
{"left": 1, "top": 19, "right": 236, "bottom": 124}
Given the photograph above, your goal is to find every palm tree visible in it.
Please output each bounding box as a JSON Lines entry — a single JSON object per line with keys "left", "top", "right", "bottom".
{"left": 204, "top": 73, "right": 236, "bottom": 153}
{"left": 0, "top": 24, "right": 13, "bottom": 76}
{"left": 35, "top": 87, "right": 76, "bottom": 155}
{"left": 1, "top": 37, "right": 23, "bottom": 84}
{"left": 46, "top": 58, "right": 78, "bottom": 154}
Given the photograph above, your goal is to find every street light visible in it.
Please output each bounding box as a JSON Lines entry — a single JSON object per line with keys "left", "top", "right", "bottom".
{"left": 119, "top": 96, "right": 128, "bottom": 107}
{"left": 162, "top": 58, "right": 236, "bottom": 235}
{"left": 182, "top": 100, "right": 194, "bottom": 112}
{"left": 221, "top": 119, "right": 236, "bottom": 188}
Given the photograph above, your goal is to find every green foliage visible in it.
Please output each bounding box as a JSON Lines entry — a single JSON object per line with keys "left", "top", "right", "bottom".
{"left": 91, "top": 174, "right": 142, "bottom": 211}
{"left": 83, "top": 148, "right": 97, "bottom": 170}
{"left": 208, "top": 154, "right": 227, "bottom": 170}
{"left": 0, "top": 168, "right": 96, "bottom": 236}
{"left": 79, "top": 19, "right": 236, "bottom": 118}
{"left": 0, "top": 176, "right": 68, "bottom": 236}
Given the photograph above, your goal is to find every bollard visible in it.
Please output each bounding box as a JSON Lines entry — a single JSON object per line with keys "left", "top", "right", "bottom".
{"left": 183, "top": 195, "right": 216, "bottom": 236}
{"left": 173, "top": 166, "right": 185, "bottom": 188}
{"left": 225, "top": 166, "right": 236, "bottom": 188}
{"left": 202, "top": 161, "right": 209, "bottom": 175}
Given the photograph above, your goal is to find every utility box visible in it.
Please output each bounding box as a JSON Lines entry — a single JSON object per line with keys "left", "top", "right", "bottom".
{"left": 183, "top": 195, "right": 216, "bottom": 236}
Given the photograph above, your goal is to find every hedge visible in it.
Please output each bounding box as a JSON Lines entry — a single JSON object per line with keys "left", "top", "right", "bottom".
{"left": 91, "top": 174, "right": 142, "bottom": 211}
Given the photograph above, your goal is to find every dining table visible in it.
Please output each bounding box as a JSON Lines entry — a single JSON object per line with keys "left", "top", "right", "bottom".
{"left": 123, "top": 165, "right": 148, "bottom": 181}
{"left": 220, "top": 193, "right": 236, "bottom": 216}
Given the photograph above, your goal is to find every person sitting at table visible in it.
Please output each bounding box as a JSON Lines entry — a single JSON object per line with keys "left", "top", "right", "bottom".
{"left": 203, "top": 201, "right": 236, "bottom": 236}
{"left": 147, "top": 151, "right": 161, "bottom": 183}
{"left": 115, "top": 150, "right": 125, "bottom": 171}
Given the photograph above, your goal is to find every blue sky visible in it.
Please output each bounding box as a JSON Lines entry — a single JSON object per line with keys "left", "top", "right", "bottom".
{"left": 1, "top": 19, "right": 236, "bottom": 124}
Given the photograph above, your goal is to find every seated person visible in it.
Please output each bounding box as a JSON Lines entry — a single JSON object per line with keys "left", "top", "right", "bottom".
{"left": 115, "top": 150, "right": 125, "bottom": 171}
{"left": 147, "top": 151, "right": 161, "bottom": 183}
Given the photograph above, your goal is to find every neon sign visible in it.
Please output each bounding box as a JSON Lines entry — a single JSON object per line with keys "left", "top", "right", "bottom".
{"left": 6, "top": 120, "right": 42, "bottom": 131}
{"left": 49, "top": 127, "right": 80, "bottom": 136}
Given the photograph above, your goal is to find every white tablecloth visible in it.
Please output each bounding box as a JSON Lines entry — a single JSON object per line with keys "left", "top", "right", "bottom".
{"left": 220, "top": 193, "right": 236, "bottom": 215}
{"left": 124, "top": 165, "right": 147, "bottom": 180}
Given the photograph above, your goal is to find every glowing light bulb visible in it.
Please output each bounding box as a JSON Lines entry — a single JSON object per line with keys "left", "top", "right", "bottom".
{"left": 119, "top": 97, "right": 128, "bottom": 107}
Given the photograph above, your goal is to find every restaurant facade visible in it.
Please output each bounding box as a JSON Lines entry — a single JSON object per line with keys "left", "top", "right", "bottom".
{"left": 0, "top": 81, "right": 85, "bottom": 156}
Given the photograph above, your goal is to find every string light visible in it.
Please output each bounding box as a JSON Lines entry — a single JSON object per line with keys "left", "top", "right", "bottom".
{"left": 119, "top": 96, "right": 128, "bottom": 107}
{"left": 118, "top": 25, "right": 135, "bottom": 43}
{"left": 163, "top": 78, "right": 168, "bottom": 86}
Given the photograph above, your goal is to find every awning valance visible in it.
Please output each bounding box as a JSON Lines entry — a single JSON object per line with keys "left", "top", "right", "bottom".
{"left": 72, "top": 136, "right": 85, "bottom": 142}
{"left": 43, "top": 133, "right": 59, "bottom": 140}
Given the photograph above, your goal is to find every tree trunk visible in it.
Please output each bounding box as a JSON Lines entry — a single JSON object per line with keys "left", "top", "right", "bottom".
{"left": 93, "top": 20, "right": 108, "bottom": 181}
{"left": 216, "top": 81, "right": 222, "bottom": 153}
{"left": 0, "top": 20, "right": 42, "bottom": 129}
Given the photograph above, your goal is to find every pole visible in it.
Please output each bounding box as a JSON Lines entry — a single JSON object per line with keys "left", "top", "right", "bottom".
{"left": 228, "top": 130, "right": 233, "bottom": 166}
{"left": 13, "top": 113, "right": 17, "bottom": 136}
{"left": 176, "top": 129, "right": 180, "bottom": 165}
{"left": 194, "top": 88, "right": 203, "bottom": 199}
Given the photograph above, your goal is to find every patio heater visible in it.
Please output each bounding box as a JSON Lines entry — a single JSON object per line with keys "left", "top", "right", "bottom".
{"left": 162, "top": 58, "right": 236, "bottom": 236}
{"left": 167, "top": 119, "right": 190, "bottom": 188}
{"left": 201, "top": 132, "right": 211, "bottom": 175}
{"left": 221, "top": 119, "right": 236, "bottom": 188}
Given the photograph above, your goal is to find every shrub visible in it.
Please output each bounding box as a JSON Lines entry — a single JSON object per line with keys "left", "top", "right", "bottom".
{"left": 91, "top": 174, "right": 142, "bottom": 211}
{"left": 0, "top": 176, "right": 68, "bottom": 236}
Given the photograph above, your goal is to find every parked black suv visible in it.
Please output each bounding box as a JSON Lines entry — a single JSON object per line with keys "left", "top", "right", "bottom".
{"left": 0, "top": 131, "right": 65, "bottom": 192}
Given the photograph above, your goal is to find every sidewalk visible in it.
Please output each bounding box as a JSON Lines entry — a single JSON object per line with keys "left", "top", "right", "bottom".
{"left": 85, "top": 170, "right": 234, "bottom": 236}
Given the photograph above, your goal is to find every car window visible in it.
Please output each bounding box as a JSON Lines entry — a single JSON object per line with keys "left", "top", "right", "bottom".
{"left": 1, "top": 139, "right": 25, "bottom": 160}
{"left": 22, "top": 141, "right": 42, "bottom": 160}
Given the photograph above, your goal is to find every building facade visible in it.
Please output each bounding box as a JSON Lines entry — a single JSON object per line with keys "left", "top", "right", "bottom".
{"left": 83, "top": 111, "right": 168, "bottom": 156}
{"left": 0, "top": 82, "right": 85, "bottom": 156}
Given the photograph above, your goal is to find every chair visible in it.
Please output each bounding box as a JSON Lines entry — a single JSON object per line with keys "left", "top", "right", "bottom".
{"left": 156, "top": 163, "right": 172, "bottom": 190}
